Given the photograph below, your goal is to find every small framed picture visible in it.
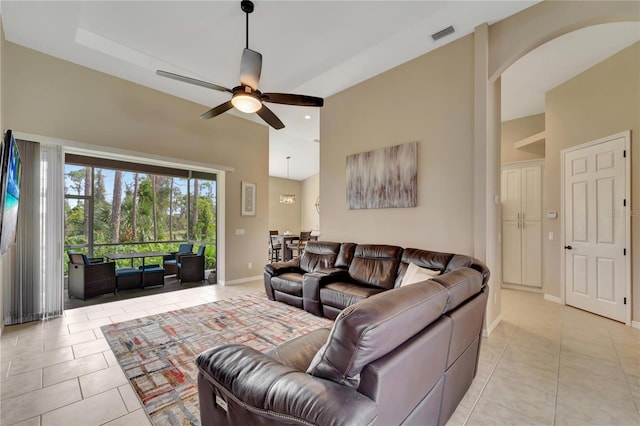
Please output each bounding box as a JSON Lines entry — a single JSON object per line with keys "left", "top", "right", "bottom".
{"left": 241, "top": 181, "right": 256, "bottom": 216}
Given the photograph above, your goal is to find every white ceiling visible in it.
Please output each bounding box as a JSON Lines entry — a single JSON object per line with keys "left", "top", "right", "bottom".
{"left": 1, "top": 2, "right": 637, "bottom": 180}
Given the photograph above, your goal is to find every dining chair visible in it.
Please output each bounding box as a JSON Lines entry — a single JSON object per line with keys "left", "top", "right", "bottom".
{"left": 163, "top": 243, "right": 194, "bottom": 276}
{"left": 269, "top": 230, "right": 281, "bottom": 262}
{"left": 68, "top": 254, "right": 117, "bottom": 300}
{"left": 178, "top": 245, "right": 206, "bottom": 283}
{"left": 67, "top": 250, "right": 104, "bottom": 265}
{"left": 287, "top": 231, "right": 312, "bottom": 258}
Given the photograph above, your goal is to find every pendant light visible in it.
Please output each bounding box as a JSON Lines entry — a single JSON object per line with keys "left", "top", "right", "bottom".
{"left": 280, "top": 156, "right": 296, "bottom": 204}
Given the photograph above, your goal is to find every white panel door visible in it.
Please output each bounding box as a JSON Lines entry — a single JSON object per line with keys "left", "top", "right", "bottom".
{"left": 564, "top": 136, "right": 627, "bottom": 322}
{"left": 522, "top": 220, "right": 542, "bottom": 287}
{"left": 502, "top": 220, "right": 522, "bottom": 284}
{"left": 522, "top": 166, "right": 542, "bottom": 221}
{"left": 501, "top": 169, "right": 521, "bottom": 221}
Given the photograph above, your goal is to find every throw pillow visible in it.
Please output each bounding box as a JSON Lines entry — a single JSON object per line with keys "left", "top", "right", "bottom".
{"left": 400, "top": 262, "right": 440, "bottom": 286}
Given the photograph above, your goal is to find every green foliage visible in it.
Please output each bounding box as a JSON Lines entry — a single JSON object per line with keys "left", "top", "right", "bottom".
{"left": 64, "top": 166, "right": 217, "bottom": 276}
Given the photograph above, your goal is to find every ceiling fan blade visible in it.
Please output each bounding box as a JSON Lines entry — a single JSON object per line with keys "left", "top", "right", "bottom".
{"left": 200, "top": 101, "right": 234, "bottom": 119}
{"left": 263, "top": 93, "right": 324, "bottom": 107}
{"left": 256, "top": 104, "right": 285, "bottom": 130}
{"left": 156, "top": 70, "right": 232, "bottom": 93}
{"left": 240, "top": 48, "right": 262, "bottom": 90}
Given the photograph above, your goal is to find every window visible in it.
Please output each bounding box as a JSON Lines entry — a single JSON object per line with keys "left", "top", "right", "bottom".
{"left": 64, "top": 156, "right": 217, "bottom": 272}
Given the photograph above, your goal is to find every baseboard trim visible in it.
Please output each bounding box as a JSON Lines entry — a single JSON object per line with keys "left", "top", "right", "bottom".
{"left": 632, "top": 320, "right": 640, "bottom": 330}
{"left": 483, "top": 314, "right": 502, "bottom": 337}
{"left": 221, "top": 275, "right": 262, "bottom": 286}
{"left": 544, "top": 294, "right": 563, "bottom": 304}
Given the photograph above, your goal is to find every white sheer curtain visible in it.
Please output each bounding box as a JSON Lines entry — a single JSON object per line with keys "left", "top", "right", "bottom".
{"left": 39, "top": 143, "right": 64, "bottom": 320}
{"left": 3, "top": 141, "right": 64, "bottom": 325}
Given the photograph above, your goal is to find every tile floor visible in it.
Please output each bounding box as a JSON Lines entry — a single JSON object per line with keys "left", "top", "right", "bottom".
{"left": 1, "top": 285, "right": 639, "bottom": 425}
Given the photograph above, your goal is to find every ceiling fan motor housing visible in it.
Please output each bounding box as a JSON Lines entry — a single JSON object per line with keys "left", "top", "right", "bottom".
{"left": 241, "top": 1, "right": 254, "bottom": 14}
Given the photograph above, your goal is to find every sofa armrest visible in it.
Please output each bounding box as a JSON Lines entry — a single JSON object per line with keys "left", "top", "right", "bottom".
{"left": 263, "top": 258, "right": 303, "bottom": 301}
{"left": 196, "top": 345, "right": 377, "bottom": 426}
{"left": 264, "top": 257, "right": 301, "bottom": 277}
{"left": 302, "top": 269, "right": 351, "bottom": 316}
{"left": 430, "top": 267, "right": 483, "bottom": 313}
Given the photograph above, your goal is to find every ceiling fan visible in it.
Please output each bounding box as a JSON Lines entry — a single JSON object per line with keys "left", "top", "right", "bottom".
{"left": 156, "top": 0, "right": 324, "bottom": 130}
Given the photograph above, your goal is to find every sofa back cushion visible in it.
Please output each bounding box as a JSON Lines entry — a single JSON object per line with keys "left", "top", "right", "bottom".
{"left": 307, "top": 280, "right": 448, "bottom": 388}
{"left": 348, "top": 244, "right": 402, "bottom": 289}
{"left": 299, "top": 241, "right": 342, "bottom": 273}
{"left": 395, "top": 248, "right": 454, "bottom": 288}
{"left": 335, "top": 242, "right": 357, "bottom": 269}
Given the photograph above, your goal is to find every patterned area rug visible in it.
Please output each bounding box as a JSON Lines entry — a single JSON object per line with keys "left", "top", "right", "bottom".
{"left": 101, "top": 292, "right": 333, "bottom": 425}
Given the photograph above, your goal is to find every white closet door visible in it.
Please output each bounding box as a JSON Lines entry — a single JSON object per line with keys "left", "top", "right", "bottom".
{"left": 522, "top": 220, "right": 542, "bottom": 287}
{"left": 502, "top": 220, "right": 522, "bottom": 284}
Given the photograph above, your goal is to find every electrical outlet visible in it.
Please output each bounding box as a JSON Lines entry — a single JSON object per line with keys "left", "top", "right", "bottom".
{"left": 248, "top": 262, "right": 252, "bottom": 269}
{"left": 548, "top": 232, "right": 554, "bottom": 240}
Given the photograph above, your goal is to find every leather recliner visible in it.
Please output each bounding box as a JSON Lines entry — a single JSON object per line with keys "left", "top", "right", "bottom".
{"left": 264, "top": 241, "right": 342, "bottom": 309}
{"left": 197, "top": 263, "right": 489, "bottom": 425}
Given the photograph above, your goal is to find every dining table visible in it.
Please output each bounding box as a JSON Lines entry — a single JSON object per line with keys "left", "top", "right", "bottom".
{"left": 272, "top": 234, "right": 300, "bottom": 261}
{"left": 105, "top": 251, "right": 170, "bottom": 267}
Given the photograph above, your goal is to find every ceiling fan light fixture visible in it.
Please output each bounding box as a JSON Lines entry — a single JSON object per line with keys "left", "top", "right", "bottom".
{"left": 231, "top": 92, "right": 262, "bottom": 113}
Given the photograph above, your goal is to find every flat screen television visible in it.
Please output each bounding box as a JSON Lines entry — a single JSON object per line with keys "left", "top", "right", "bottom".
{"left": 0, "top": 130, "right": 23, "bottom": 255}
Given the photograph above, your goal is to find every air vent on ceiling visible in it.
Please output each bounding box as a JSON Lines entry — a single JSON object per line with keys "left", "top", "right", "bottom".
{"left": 431, "top": 26, "right": 455, "bottom": 42}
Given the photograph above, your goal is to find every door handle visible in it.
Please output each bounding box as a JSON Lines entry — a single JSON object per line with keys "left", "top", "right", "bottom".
{"left": 564, "top": 245, "right": 573, "bottom": 250}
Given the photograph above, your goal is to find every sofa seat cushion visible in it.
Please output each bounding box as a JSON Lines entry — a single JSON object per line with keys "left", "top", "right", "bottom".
{"left": 320, "top": 282, "right": 385, "bottom": 310}
{"left": 271, "top": 273, "right": 304, "bottom": 297}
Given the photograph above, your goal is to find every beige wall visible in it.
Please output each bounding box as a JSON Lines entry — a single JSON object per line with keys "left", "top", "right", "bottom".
{"left": 2, "top": 42, "right": 270, "bottom": 283}
{"left": 544, "top": 42, "right": 640, "bottom": 317}
{"left": 300, "top": 173, "right": 320, "bottom": 234}
{"left": 321, "top": 1, "right": 639, "bottom": 331}
{"left": 501, "top": 114, "right": 545, "bottom": 164}
{"left": 268, "top": 177, "right": 301, "bottom": 234}
{"left": 320, "top": 35, "right": 475, "bottom": 255}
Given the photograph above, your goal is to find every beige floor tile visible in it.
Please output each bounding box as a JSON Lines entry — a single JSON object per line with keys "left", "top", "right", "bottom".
{"left": 109, "top": 311, "right": 149, "bottom": 324}
{"left": 43, "top": 329, "right": 96, "bottom": 352}
{"left": 145, "top": 304, "right": 182, "bottom": 315}
{"left": 561, "top": 334, "right": 619, "bottom": 363}
{"left": 501, "top": 341, "right": 560, "bottom": 373}
{"left": 86, "top": 307, "right": 127, "bottom": 321}
{"left": 0, "top": 369, "right": 42, "bottom": 400}
{"left": 466, "top": 399, "right": 546, "bottom": 426}
{"left": 0, "top": 379, "right": 81, "bottom": 425}
{"left": 480, "top": 362, "right": 557, "bottom": 424}
{"left": 11, "top": 416, "right": 41, "bottom": 426}
{"left": 122, "top": 302, "right": 158, "bottom": 313}
{"left": 43, "top": 353, "right": 108, "bottom": 387}
{"left": 626, "top": 373, "right": 640, "bottom": 398}
{"left": 8, "top": 347, "right": 74, "bottom": 376}
{"left": 79, "top": 365, "right": 128, "bottom": 398}
{"left": 93, "top": 327, "right": 104, "bottom": 339}
{"left": 118, "top": 383, "right": 142, "bottom": 412}
{"left": 1, "top": 358, "right": 11, "bottom": 376}
{"left": 72, "top": 338, "right": 110, "bottom": 358}
{"left": 1, "top": 338, "right": 44, "bottom": 359}
{"left": 103, "top": 349, "right": 119, "bottom": 367}
{"left": 41, "top": 388, "right": 127, "bottom": 426}
{"left": 559, "top": 349, "right": 625, "bottom": 381}
{"left": 67, "top": 317, "right": 113, "bottom": 334}
{"left": 556, "top": 364, "right": 639, "bottom": 425}
{"left": 103, "top": 409, "right": 151, "bottom": 426}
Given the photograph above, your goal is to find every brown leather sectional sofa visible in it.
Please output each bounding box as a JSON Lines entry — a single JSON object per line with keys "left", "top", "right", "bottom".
{"left": 264, "top": 241, "right": 489, "bottom": 319}
{"left": 196, "top": 241, "right": 489, "bottom": 425}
